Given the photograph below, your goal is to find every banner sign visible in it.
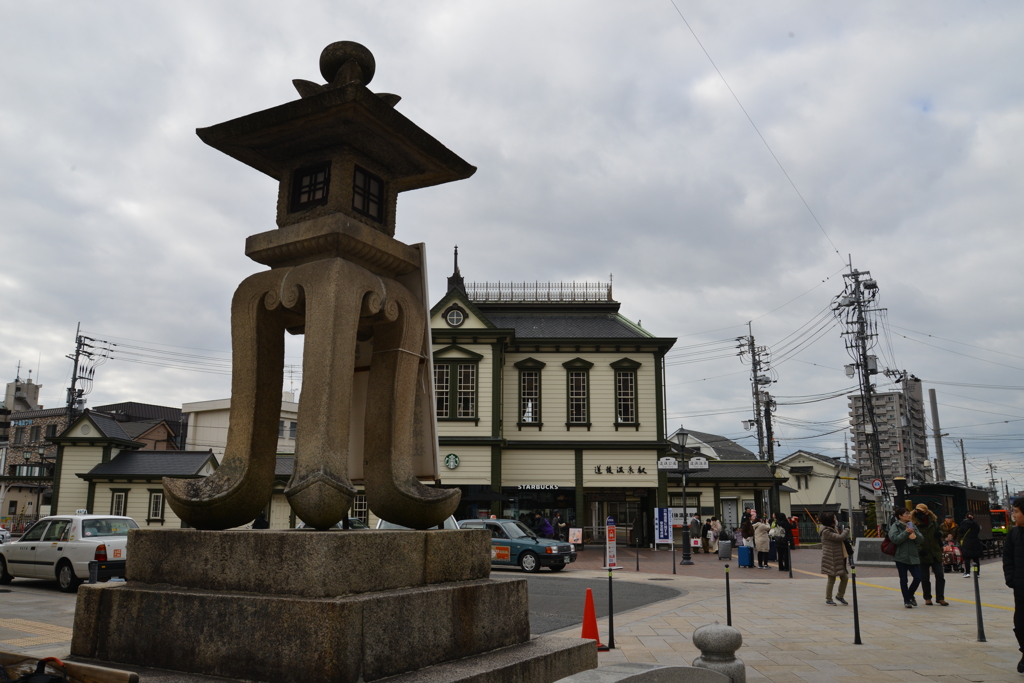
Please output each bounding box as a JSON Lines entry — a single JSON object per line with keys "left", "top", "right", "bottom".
{"left": 605, "top": 516, "right": 617, "bottom": 568}
{"left": 655, "top": 508, "right": 672, "bottom": 544}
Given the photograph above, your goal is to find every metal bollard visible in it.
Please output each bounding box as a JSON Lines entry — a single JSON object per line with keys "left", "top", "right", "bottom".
{"left": 850, "top": 566, "right": 861, "bottom": 645}
{"left": 725, "top": 564, "right": 732, "bottom": 626}
{"left": 636, "top": 539, "right": 640, "bottom": 572}
{"left": 88, "top": 561, "right": 98, "bottom": 584}
{"left": 973, "top": 564, "right": 987, "bottom": 642}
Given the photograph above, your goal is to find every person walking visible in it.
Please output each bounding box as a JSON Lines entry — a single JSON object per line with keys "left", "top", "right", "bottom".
{"left": 753, "top": 516, "right": 771, "bottom": 569}
{"left": 889, "top": 507, "right": 924, "bottom": 608}
{"left": 710, "top": 516, "right": 722, "bottom": 554}
{"left": 252, "top": 511, "right": 270, "bottom": 529}
{"left": 534, "top": 513, "right": 554, "bottom": 539}
{"left": 689, "top": 514, "right": 703, "bottom": 553}
{"left": 940, "top": 514, "right": 958, "bottom": 541}
{"left": 773, "top": 511, "right": 793, "bottom": 572}
{"left": 960, "top": 513, "right": 983, "bottom": 577}
{"left": 740, "top": 516, "right": 755, "bottom": 553}
{"left": 1002, "top": 496, "right": 1024, "bottom": 673}
{"left": 701, "top": 518, "right": 713, "bottom": 554}
{"left": 913, "top": 504, "right": 947, "bottom": 606}
{"left": 554, "top": 511, "right": 568, "bottom": 542}
{"left": 819, "top": 512, "right": 849, "bottom": 605}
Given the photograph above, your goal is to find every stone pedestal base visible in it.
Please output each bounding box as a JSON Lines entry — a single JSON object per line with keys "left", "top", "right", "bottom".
{"left": 70, "top": 529, "right": 596, "bottom": 683}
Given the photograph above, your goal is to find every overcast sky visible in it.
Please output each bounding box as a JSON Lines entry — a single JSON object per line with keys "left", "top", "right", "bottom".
{"left": 2, "top": 2, "right": 1022, "bottom": 489}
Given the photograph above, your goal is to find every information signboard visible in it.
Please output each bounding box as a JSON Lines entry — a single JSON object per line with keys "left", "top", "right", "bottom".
{"left": 568, "top": 528, "right": 583, "bottom": 545}
{"left": 606, "top": 517, "right": 617, "bottom": 568}
{"left": 655, "top": 508, "right": 672, "bottom": 544}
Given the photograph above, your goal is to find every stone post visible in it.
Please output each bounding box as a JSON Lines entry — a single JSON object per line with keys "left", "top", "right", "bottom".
{"left": 691, "top": 622, "right": 745, "bottom": 683}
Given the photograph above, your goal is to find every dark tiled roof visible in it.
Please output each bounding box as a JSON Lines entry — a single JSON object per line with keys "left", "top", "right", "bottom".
{"left": 119, "top": 420, "right": 168, "bottom": 439}
{"left": 781, "top": 450, "right": 860, "bottom": 471}
{"left": 4, "top": 408, "right": 68, "bottom": 420}
{"left": 684, "top": 430, "right": 759, "bottom": 461}
{"left": 93, "top": 402, "right": 183, "bottom": 424}
{"left": 275, "top": 456, "right": 294, "bottom": 476}
{"left": 673, "top": 461, "right": 778, "bottom": 481}
{"left": 87, "top": 411, "right": 135, "bottom": 442}
{"left": 485, "top": 314, "right": 648, "bottom": 339}
{"left": 82, "top": 450, "right": 215, "bottom": 478}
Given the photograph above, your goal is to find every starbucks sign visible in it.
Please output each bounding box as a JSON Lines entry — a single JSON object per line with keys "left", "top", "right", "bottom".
{"left": 444, "top": 453, "right": 460, "bottom": 469}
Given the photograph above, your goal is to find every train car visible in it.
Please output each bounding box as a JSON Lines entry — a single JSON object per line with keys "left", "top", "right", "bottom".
{"left": 990, "top": 509, "right": 1008, "bottom": 537}
{"left": 905, "top": 482, "right": 993, "bottom": 540}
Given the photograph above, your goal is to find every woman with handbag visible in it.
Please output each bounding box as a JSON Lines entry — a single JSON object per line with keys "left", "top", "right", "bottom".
{"left": 753, "top": 516, "right": 772, "bottom": 569}
{"left": 772, "top": 512, "right": 793, "bottom": 572}
{"left": 888, "top": 507, "right": 924, "bottom": 608}
{"left": 819, "top": 512, "right": 849, "bottom": 605}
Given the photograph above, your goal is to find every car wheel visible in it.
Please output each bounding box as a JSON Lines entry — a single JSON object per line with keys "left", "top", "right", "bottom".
{"left": 549, "top": 563, "right": 566, "bottom": 572}
{"left": 519, "top": 551, "right": 540, "bottom": 573}
{"left": 57, "top": 562, "right": 81, "bottom": 593}
{"left": 0, "top": 559, "right": 12, "bottom": 585}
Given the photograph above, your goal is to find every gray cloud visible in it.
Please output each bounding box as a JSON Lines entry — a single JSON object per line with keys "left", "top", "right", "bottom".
{"left": 2, "top": 1, "right": 1022, "bottom": 487}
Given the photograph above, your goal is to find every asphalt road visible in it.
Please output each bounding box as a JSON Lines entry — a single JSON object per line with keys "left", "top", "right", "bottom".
{"left": 0, "top": 570, "right": 684, "bottom": 655}
{"left": 490, "top": 569, "right": 684, "bottom": 634}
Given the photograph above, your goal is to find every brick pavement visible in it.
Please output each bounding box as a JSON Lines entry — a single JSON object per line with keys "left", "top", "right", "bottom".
{"left": 550, "top": 553, "right": 1021, "bottom": 682}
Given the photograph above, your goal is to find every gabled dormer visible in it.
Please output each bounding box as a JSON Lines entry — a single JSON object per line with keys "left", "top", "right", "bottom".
{"left": 430, "top": 248, "right": 497, "bottom": 332}
{"left": 50, "top": 411, "right": 145, "bottom": 514}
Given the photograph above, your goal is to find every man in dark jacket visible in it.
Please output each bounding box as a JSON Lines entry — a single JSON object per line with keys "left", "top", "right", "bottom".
{"left": 960, "top": 513, "right": 983, "bottom": 577}
{"left": 913, "top": 504, "right": 947, "bottom": 605}
{"left": 1003, "top": 497, "right": 1024, "bottom": 672}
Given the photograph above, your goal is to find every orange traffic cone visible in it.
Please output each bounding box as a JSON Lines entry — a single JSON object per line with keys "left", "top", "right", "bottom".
{"left": 581, "top": 588, "right": 609, "bottom": 651}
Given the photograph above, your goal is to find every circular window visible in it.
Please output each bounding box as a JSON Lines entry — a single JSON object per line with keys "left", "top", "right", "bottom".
{"left": 445, "top": 308, "right": 465, "bottom": 327}
{"left": 81, "top": 424, "right": 91, "bottom": 435}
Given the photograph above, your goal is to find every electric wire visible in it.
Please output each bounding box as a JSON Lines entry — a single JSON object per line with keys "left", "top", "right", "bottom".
{"left": 667, "top": 0, "right": 846, "bottom": 266}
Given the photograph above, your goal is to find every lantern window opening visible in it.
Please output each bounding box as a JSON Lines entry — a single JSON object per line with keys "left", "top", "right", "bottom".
{"left": 290, "top": 162, "right": 331, "bottom": 212}
{"left": 353, "top": 165, "right": 385, "bottom": 222}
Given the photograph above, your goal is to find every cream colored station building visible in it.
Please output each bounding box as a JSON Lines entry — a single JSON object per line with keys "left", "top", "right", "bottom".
{"left": 431, "top": 259, "right": 676, "bottom": 542}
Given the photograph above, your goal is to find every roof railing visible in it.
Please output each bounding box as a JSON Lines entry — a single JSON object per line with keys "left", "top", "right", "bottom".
{"left": 464, "top": 281, "right": 613, "bottom": 303}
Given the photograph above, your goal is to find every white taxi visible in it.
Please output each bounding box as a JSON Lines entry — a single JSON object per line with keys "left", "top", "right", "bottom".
{"left": 0, "top": 513, "right": 139, "bottom": 592}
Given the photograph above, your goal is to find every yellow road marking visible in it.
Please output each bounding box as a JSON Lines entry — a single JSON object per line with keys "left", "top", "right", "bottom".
{"left": 786, "top": 567, "right": 1014, "bottom": 610}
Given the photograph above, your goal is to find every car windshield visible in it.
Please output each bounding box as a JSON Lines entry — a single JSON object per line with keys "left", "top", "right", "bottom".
{"left": 82, "top": 518, "right": 139, "bottom": 538}
{"left": 378, "top": 516, "right": 459, "bottom": 530}
{"left": 504, "top": 521, "right": 537, "bottom": 539}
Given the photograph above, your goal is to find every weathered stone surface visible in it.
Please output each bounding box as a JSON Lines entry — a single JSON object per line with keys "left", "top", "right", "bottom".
{"left": 555, "top": 662, "right": 729, "bottom": 682}
{"left": 70, "top": 636, "right": 596, "bottom": 683}
{"left": 690, "top": 623, "right": 745, "bottom": 683}
{"left": 360, "top": 578, "right": 529, "bottom": 680}
{"left": 72, "top": 577, "right": 529, "bottom": 683}
{"left": 376, "top": 637, "right": 597, "bottom": 683}
{"left": 126, "top": 528, "right": 490, "bottom": 598}
{"left": 72, "top": 583, "right": 362, "bottom": 683}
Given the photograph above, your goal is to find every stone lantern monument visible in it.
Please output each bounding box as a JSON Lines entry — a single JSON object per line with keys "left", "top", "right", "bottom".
{"left": 163, "top": 41, "right": 473, "bottom": 531}
{"left": 70, "top": 42, "right": 596, "bottom": 683}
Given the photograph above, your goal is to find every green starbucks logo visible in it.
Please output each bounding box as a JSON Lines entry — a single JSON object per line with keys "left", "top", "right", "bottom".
{"left": 444, "top": 453, "right": 460, "bottom": 469}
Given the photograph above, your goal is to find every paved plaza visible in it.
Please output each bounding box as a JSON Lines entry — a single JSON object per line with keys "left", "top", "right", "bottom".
{"left": 1, "top": 551, "right": 1020, "bottom": 681}
{"left": 555, "top": 552, "right": 1021, "bottom": 682}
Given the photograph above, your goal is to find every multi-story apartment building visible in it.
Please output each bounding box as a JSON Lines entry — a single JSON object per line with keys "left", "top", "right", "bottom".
{"left": 849, "top": 375, "right": 930, "bottom": 485}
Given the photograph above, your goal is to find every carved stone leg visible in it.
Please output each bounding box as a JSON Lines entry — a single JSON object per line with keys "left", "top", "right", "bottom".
{"left": 164, "top": 269, "right": 289, "bottom": 530}
{"left": 282, "top": 258, "right": 386, "bottom": 530}
{"left": 363, "top": 278, "right": 461, "bottom": 529}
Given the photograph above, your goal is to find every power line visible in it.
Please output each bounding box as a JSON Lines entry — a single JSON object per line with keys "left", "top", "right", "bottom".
{"left": 667, "top": 0, "right": 846, "bottom": 266}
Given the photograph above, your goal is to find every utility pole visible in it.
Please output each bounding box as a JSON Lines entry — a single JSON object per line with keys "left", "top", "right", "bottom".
{"left": 746, "top": 324, "right": 767, "bottom": 461}
{"left": 836, "top": 262, "right": 887, "bottom": 527}
{"left": 765, "top": 395, "right": 778, "bottom": 511}
{"left": 845, "top": 439, "right": 855, "bottom": 534}
{"left": 64, "top": 323, "right": 96, "bottom": 426}
{"left": 929, "top": 389, "right": 946, "bottom": 481}
{"left": 959, "top": 440, "right": 968, "bottom": 487}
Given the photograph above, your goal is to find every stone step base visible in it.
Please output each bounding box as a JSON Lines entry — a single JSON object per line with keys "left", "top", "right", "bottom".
{"left": 369, "top": 636, "right": 596, "bottom": 683}
{"left": 69, "top": 636, "right": 596, "bottom": 683}
{"left": 73, "top": 578, "right": 530, "bottom": 683}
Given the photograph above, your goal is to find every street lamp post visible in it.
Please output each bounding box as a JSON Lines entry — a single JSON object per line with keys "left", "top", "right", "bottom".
{"left": 674, "top": 429, "right": 693, "bottom": 566}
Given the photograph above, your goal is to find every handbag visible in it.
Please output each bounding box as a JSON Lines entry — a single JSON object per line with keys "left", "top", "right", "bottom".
{"left": 880, "top": 535, "right": 897, "bottom": 556}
